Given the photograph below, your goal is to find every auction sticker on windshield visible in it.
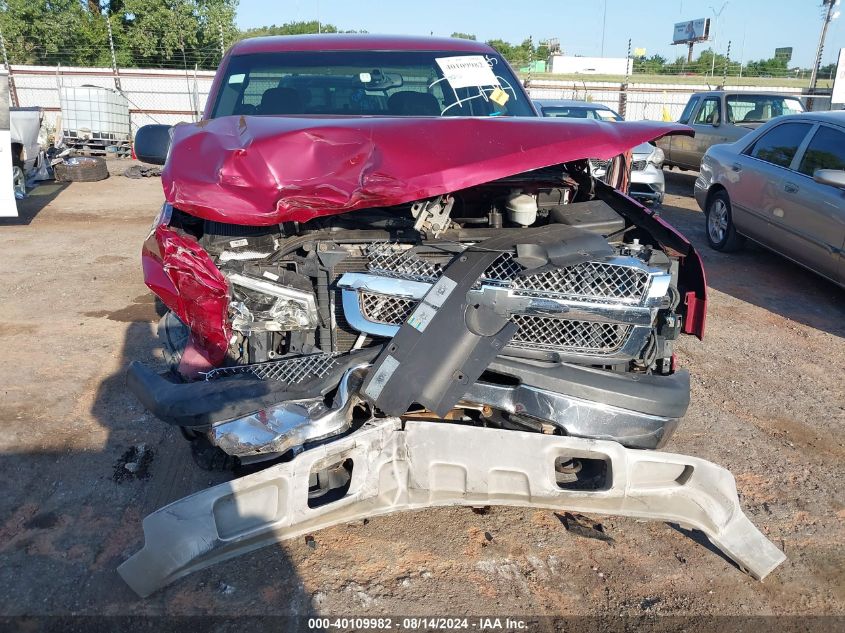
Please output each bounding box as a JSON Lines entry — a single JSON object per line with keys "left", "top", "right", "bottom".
{"left": 435, "top": 55, "right": 499, "bottom": 89}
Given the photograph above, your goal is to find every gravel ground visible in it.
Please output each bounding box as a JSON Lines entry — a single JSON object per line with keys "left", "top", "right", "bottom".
{"left": 0, "top": 168, "right": 843, "bottom": 624}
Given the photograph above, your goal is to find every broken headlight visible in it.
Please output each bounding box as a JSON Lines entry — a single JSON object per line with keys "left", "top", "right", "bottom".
{"left": 227, "top": 272, "right": 319, "bottom": 333}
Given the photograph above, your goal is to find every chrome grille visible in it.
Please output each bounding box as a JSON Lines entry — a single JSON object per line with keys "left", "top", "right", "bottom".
{"left": 510, "top": 315, "right": 631, "bottom": 354}
{"left": 360, "top": 292, "right": 416, "bottom": 324}
{"left": 204, "top": 353, "right": 338, "bottom": 383}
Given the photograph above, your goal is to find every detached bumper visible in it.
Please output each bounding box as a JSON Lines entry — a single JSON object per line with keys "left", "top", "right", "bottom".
{"left": 119, "top": 419, "right": 785, "bottom": 597}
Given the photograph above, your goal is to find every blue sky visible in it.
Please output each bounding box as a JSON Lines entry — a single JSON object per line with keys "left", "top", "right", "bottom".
{"left": 237, "top": 0, "right": 845, "bottom": 68}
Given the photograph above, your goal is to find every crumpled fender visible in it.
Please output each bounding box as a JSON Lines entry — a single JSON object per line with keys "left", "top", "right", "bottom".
{"left": 162, "top": 116, "right": 693, "bottom": 226}
{"left": 142, "top": 225, "right": 231, "bottom": 366}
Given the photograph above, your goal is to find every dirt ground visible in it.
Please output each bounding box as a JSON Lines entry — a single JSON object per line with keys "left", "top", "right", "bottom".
{"left": 0, "top": 167, "right": 843, "bottom": 624}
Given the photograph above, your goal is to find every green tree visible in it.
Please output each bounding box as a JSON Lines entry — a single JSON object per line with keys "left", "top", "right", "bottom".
{"left": 238, "top": 20, "right": 365, "bottom": 39}
{"left": 634, "top": 53, "right": 667, "bottom": 74}
{"left": 0, "top": 0, "right": 238, "bottom": 68}
{"left": 450, "top": 32, "right": 476, "bottom": 40}
{"left": 486, "top": 37, "right": 542, "bottom": 68}
{"left": 817, "top": 62, "right": 837, "bottom": 80}
{"left": 0, "top": 0, "right": 89, "bottom": 65}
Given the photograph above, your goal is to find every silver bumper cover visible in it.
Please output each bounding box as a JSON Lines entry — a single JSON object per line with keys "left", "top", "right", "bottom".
{"left": 119, "top": 419, "right": 785, "bottom": 597}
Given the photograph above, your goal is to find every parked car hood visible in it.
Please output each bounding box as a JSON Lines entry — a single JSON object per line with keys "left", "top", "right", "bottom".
{"left": 163, "top": 116, "right": 693, "bottom": 225}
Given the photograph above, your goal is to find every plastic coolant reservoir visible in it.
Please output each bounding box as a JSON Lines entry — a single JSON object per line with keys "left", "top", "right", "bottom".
{"left": 505, "top": 190, "right": 538, "bottom": 226}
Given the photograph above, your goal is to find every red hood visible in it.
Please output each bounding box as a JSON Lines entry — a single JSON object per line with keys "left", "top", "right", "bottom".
{"left": 163, "top": 116, "right": 692, "bottom": 226}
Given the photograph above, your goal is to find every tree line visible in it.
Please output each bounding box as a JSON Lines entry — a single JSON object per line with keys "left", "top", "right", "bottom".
{"left": 0, "top": 4, "right": 835, "bottom": 79}
{"left": 634, "top": 50, "right": 837, "bottom": 79}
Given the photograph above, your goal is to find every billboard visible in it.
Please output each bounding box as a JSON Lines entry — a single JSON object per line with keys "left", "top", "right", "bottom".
{"left": 673, "top": 18, "right": 710, "bottom": 44}
{"left": 832, "top": 48, "right": 845, "bottom": 105}
{"left": 774, "top": 47, "right": 793, "bottom": 63}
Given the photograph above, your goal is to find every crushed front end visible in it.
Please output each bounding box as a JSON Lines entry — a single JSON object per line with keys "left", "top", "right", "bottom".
{"left": 122, "top": 116, "right": 782, "bottom": 595}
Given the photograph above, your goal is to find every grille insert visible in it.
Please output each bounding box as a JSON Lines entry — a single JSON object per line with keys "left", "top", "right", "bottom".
{"left": 367, "top": 243, "right": 442, "bottom": 282}
{"left": 511, "top": 261, "right": 648, "bottom": 303}
{"left": 204, "top": 353, "right": 338, "bottom": 383}
{"left": 360, "top": 292, "right": 416, "bottom": 325}
{"left": 510, "top": 315, "right": 631, "bottom": 354}
{"left": 482, "top": 254, "right": 649, "bottom": 304}
{"left": 356, "top": 291, "right": 632, "bottom": 356}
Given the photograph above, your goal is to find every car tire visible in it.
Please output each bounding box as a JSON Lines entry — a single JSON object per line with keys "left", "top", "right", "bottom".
{"left": 158, "top": 311, "right": 189, "bottom": 374}
{"left": 188, "top": 434, "right": 239, "bottom": 472}
{"left": 705, "top": 190, "right": 744, "bottom": 252}
{"left": 12, "top": 156, "right": 26, "bottom": 197}
{"left": 53, "top": 156, "right": 109, "bottom": 182}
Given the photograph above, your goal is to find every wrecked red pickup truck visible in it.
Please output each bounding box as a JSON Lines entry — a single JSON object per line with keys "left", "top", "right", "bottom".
{"left": 119, "top": 35, "right": 784, "bottom": 596}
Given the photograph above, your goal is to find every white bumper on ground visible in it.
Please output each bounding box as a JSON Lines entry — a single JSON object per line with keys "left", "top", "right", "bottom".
{"left": 118, "top": 419, "right": 785, "bottom": 597}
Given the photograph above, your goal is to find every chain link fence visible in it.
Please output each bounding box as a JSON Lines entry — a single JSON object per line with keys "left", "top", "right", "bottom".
{"left": 8, "top": 64, "right": 217, "bottom": 146}
{"left": 526, "top": 80, "right": 834, "bottom": 121}
{"left": 5, "top": 63, "right": 837, "bottom": 146}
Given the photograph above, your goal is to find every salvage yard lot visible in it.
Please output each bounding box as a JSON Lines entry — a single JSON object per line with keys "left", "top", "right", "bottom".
{"left": 0, "top": 169, "right": 843, "bottom": 618}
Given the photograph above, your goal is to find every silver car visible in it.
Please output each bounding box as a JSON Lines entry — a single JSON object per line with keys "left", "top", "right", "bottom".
{"left": 533, "top": 99, "right": 666, "bottom": 204}
{"left": 695, "top": 111, "right": 845, "bottom": 287}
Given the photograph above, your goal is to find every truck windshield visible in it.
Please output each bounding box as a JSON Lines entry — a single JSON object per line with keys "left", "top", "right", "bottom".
{"left": 727, "top": 95, "right": 805, "bottom": 123}
{"left": 211, "top": 50, "right": 535, "bottom": 118}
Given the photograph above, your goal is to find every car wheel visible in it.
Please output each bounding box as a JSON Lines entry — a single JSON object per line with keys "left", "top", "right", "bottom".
{"left": 705, "top": 190, "right": 744, "bottom": 252}
{"left": 12, "top": 157, "right": 25, "bottom": 197}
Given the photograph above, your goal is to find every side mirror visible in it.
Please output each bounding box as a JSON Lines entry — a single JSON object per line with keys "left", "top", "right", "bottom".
{"left": 134, "top": 124, "right": 173, "bottom": 166}
{"left": 813, "top": 169, "right": 845, "bottom": 189}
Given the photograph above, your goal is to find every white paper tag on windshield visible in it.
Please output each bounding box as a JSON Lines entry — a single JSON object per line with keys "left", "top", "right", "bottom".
{"left": 435, "top": 55, "right": 499, "bottom": 89}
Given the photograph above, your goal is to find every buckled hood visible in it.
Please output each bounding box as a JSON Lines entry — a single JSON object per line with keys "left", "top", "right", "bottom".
{"left": 162, "top": 116, "right": 692, "bottom": 225}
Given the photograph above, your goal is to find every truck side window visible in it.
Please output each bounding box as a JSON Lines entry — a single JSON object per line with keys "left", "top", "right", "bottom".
{"left": 678, "top": 97, "right": 700, "bottom": 124}
{"left": 694, "top": 98, "right": 721, "bottom": 125}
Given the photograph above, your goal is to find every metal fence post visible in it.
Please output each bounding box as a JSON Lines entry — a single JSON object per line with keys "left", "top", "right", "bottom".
{"left": 106, "top": 12, "right": 122, "bottom": 92}
{"left": 618, "top": 38, "right": 631, "bottom": 118}
{"left": 527, "top": 35, "right": 533, "bottom": 87}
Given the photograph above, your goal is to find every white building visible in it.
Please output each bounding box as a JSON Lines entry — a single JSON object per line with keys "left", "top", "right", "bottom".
{"left": 548, "top": 55, "right": 633, "bottom": 75}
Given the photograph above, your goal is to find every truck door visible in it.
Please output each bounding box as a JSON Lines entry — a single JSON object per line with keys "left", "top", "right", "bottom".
{"left": 661, "top": 95, "right": 699, "bottom": 169}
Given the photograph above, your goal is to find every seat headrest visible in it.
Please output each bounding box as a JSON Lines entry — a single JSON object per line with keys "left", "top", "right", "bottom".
{"left": 259, "top": 87, "right": 304, "bottom": 115}
{"left": 387, "top": 91, "right": 440, "bottom": 116}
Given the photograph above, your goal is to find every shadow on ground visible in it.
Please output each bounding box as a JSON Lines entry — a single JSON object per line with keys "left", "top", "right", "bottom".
{"left": 0, "top": 182, "right": 69, "bottom": 226}
{"left": 0, "top": 304, "right": 318, "bottom": 617}
{"left": 659, "top": 169, "right": 845, "bottom": 338}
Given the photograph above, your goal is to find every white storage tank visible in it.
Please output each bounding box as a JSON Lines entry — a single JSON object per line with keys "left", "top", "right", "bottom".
{"left": 60, "top": 85, "right": 130, "bottom": 154}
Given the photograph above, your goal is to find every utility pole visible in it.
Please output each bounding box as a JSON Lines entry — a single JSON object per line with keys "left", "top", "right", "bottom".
{"left": 709, "top": 2, "right": 729, "bottom": 78}
{"left": 810, "top": 0, "right": 840, "bottom": 92}
{"left": 601, "top": 0, "right": 608, "bottom": 57}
